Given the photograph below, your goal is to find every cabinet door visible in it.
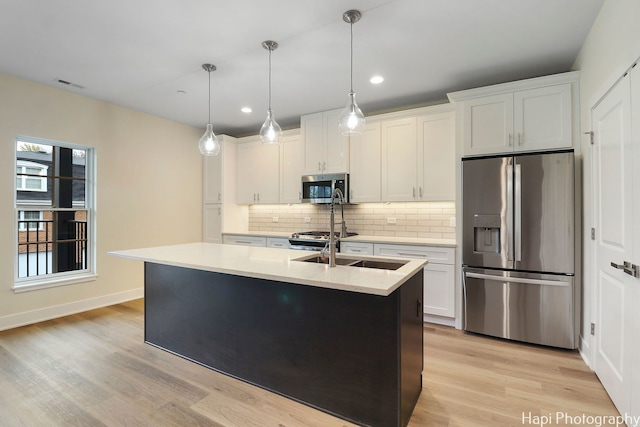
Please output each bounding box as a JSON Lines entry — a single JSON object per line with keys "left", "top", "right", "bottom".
{"left": 514, "top": 84, "right": 572, "bottom": 152}
{"left": 381, "top": 117, "right": 418, "bottom": 201}
{"left": 267, "top": 237, "right": 290, "bottom": 249}
{"left": 349, "top": 122, "right": 381, "bottom": 202}
{"left": 417, "top": 112, "right": 455, "bottom": 201}
{"left": 203, "top": 149, "right": 222, "bottom": 204}
{"left": 340, "top": 241, "right": 374, "bottom": 255}
{"left": 302, "top": 112, "right": 325, "bottom": 174}
{"left": 423, "top": 263, "right": 455, "bottom": 317}
{"left": 463, "top": 93, "right": 514, "bottom": 156}
{"left": 237, "top": 141, "right": 279, "bottom": 204}
{"left": 258, "top": 142, "right": 280, "bottom": 203}
{"left": 280, "top": 134, "right": 303, "bottom": 203}
{"left": 203, "top": 204, "right": 222, "bottom": 243}
{"left": 237, "top": 141, "right": 258, "bottom": 204}
{"left": 323, "top": 108, "right": 349, "bottom": 173}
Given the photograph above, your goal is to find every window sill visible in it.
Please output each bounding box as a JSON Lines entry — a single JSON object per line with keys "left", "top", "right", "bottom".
{"left": 13, "top": 273, "right": 98, "bottom": 293}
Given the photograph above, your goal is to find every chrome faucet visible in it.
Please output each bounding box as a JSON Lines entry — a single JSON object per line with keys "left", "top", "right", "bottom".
{"left": 326, "top": 188, "right": 346, "bottom": 267}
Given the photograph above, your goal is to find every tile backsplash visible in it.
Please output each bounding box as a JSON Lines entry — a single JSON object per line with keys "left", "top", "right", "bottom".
{"left": 248, "top": 201, "right": 456, "bottom": 239}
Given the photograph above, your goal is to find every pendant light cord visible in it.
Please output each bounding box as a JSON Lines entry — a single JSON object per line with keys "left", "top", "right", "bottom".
{"left": 208, "top": 70, "right": 211, "bottom": 124}
{"left": 268, "top": 47, "right": 273, "bottom": 111}
{"left": 349, "top": 20, "right": 354, "bottom": 93}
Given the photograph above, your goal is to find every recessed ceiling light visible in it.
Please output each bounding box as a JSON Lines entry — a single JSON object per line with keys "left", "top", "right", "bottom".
{"left": 241, "top": 107, "right": 252, "bottom": 113}
{"left": 370, "top": 75, "right": 384, "bottom": 85}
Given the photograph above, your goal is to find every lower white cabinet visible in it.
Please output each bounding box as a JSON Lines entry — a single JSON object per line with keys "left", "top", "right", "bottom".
{"left": 373, "top": 243, "right": 455, "bottom": 320}
{"left": 266, "top": 237, "right": 290, "bottom": 249}
{"left": 223, "top": 235, "right": 267, "bottom": 247}
{"left": 340, "top": 241, "right": 374, "bottom": 255}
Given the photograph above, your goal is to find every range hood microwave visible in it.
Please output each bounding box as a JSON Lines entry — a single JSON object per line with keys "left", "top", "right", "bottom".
{"left": 301, "top": 173, "right": 350, "bottom": 204}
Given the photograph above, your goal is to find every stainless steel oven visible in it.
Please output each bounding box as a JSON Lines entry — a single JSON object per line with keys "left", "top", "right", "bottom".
{"left": 301, "top": 173, "right": 349, "bottom": 204}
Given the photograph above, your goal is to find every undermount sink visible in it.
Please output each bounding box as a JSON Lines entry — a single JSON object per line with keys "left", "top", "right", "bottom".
{"left": 295, "top": 255, "right": 407, "bottom": 271}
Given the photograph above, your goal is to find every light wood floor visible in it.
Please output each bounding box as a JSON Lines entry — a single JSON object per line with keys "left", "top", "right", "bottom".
{"left": 0, "top": 299, "right": 619, "bottom": 426}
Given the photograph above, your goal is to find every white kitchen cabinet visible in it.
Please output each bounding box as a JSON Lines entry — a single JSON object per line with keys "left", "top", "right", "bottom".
{"left": 266, "top": 237, "right": 290, "bottom": 249}
{"left": 349, "top": 122, "right": 381, "bottom": 202}
{"left": 280, "top": 132, "right": 304, "bottom": 203}
{"left": 302, "top": 109, "right": 349, "bottom": 174}
{"left": 237, "top": 139, "right": 279, "bottom": 204}
{"left": 418, "top": 111, "right": 456, "bottom": 201}
{"left": 448, "top": 72, "right": 578, "bottom": 157}
{"left": 203, "top": 204, "right": 222, "bottom": 243}
{"left": 223, "top": 234, "right": 267, "bottom": 247}
{"left": 381, "top": 107, "right": 455, "bottom": 202}
{"left": 340, "top": 241, "right": 374, "bottom": 255}
{"left": 374, "top": 243, "right": 455, "bottom": 321}
{"left": 203, "top": 149, "right": 223, "bottom": 204}
{"left": 381, "top": 117, "right": 417, "bottom": 201}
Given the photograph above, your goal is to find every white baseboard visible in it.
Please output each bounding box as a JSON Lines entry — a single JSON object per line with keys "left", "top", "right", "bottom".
{"left": 0, "top": 288, "right": 144, "bottom": 332}
{"left": 579, "top": 334, "right": 593, "bottom": 369}
{"left": 423, "top": 313, "right": 456, "bottom": 327}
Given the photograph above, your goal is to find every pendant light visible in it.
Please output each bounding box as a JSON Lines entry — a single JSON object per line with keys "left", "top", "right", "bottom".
{"left": 198, "top": 63, "right": 221, "bottom": 156}
{"left": 338, "top": 10, "right": 365, "bottom": 135}
{"left": 259, "top": 40, "right": 282, "bottom": 144}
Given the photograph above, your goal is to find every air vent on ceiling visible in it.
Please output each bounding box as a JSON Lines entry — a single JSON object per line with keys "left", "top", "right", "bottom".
{"left": 54, "top": 78, "right": 85, "bottom": 89}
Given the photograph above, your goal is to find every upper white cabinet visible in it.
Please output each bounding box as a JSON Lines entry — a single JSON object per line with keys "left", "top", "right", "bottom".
{"left": 448, "top": 71, "right": 578, "bottom": 157}
{"left": 381, "top": 117, "right": 418, "bottom": 201}
{"left": 280, "top": 131, "right": 304, "bottom": 204}
{"left": 302, "top": 109, "right": 349, "bottom": 174}
{"left": 381, "top": 106, "right": 456, "bottom": 202}
{"left": 237, "top": 139, "right": 279, "bottom": 204}
{"left": 349, "top": 122, "right": 381, "bottom": 202}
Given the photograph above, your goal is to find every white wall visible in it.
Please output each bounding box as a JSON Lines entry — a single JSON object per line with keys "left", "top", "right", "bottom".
{"left": 572, "top": 0, "right": 640, "bottom": 365}
{"left": 0, "top": 72, "right": 203, "bottom": 329}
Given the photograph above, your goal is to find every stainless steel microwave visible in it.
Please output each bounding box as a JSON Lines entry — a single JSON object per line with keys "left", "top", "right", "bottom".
{"left": 301, "top": 173, "right": 350, "bottom": 204}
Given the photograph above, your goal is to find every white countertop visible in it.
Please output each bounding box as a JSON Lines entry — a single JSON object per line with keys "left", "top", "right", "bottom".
{"left": 224, "top": 231, "right": 456, "bottom": 247}
{"left": 109, "top": 242, "right": 427, "bottom": 296}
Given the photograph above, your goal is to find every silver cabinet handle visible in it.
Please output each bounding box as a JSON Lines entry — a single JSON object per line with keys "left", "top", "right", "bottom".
{"left": 419, "top": 187, "right": 423, "bottom": 198}
{"left": 323, "top": 161, "right": 326, "bottom": 171}
{"left": 298, "top": 191, "right": 302, "bottom": 200}
{"left": 257, "top": 193, "right": 260, "bottom": 202}
{"left": 518, "top": 132, "right": 522, "bottom": 146}
{"left": 218, "top": 192, "right": 221, "bottom": 202}
{"left": 508, "top": 133, "right": 513, "bottom": 147}
{"left": 318, "top": 161, "right": 321, "bottom": 171}
{"left": 611, "top": 261, "right": 640, "bottom": 278}
{"left": 413, "top": 187, "right": 416, "bottom": 198}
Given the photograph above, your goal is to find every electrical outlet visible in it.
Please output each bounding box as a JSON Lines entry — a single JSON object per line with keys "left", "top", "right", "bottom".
{"left": 304, "top": 217, "right": 311, "bottom": 223}
{"left": 272, "top": 217, "right": 279, "bottom": 223}
{"left": 449, "top": 217, "right": 456, "bottom": 227}
{"left": 387, "top": 217, "right": 396, "bottom": 224}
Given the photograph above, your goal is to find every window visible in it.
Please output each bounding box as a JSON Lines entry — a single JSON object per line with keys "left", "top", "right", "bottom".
{"left": 15, "top": 137, "right": 95, "bottom": 290}
{"left": 18, "top": 211, "right": 44, "bottom": 231}
{"left": 16, "top": 160, "right": 48, "bottom": 191}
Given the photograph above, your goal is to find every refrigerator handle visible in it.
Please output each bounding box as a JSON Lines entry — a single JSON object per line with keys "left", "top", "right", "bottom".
{"left": 515, "top": 163, "right": 522, "bottom": 262}
{"left": 506, "top": 164, "right": 514, "bottom": 261}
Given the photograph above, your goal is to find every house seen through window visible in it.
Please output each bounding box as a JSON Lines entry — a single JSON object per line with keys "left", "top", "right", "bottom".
{"left": 15, "top": 137, "right": 95, "bottom": 288}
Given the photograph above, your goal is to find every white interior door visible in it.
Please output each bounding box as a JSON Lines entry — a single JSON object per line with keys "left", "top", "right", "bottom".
{"left": 592, "top": 72, "right": 634, "bottom": 416}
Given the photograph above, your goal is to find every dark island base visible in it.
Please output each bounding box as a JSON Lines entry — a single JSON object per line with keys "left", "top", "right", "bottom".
{"left": 144, "top": 262, "right": 423, "bottom": 427}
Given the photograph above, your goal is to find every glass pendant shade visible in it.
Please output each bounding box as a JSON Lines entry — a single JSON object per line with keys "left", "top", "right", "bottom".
{"left": 338, "top": 92, "right": 365, "bottom": 135}
{"left": 260, "top": 109, "right": 282, "bottom": 144}
{"left": 199, "top": 123, "right": 220, "bottom": 156}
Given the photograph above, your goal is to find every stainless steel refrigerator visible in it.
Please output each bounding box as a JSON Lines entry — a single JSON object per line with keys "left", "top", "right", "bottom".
{"left": 462, "top": 150, "right": 577, "bottom": 349}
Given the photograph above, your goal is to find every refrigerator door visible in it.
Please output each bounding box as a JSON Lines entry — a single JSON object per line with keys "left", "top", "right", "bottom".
{"left": 463, "top": 268, "right": 575, "bottom": 349}
{"left": 462, "top": 156, "right": 513, "bottom": 269}
{"left": 514, "top": 151, "right": 574, "bottom": 274}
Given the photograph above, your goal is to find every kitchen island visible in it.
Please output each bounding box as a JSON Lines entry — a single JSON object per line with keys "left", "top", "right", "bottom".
{"left": 110, "top": 243, "right": 426, "bottom": 427}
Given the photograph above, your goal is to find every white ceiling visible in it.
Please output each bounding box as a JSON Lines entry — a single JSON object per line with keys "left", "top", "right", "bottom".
{"left": 0, "top": 0, "right": 604, "bottom": 137}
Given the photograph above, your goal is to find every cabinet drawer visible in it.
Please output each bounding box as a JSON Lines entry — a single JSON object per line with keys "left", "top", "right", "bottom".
{"left": 267, "top": 237, "right": 290, "bottom": 249}
{"left": 374, "top": 244, "right": 454, "bottom": 265}
{"left": 340, "top": 242, "right": 374, "bottom": 255}
{"left": 223, "top": 235, "right": 267, "bottom": 247}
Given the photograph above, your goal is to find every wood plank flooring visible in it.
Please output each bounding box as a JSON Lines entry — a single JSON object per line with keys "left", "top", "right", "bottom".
{"left": 0, "top": 299, "right": 620, "bottom": 426}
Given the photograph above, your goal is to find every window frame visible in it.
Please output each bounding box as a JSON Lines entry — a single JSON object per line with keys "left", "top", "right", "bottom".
{"left": 14, "top": 135, "right": 97, "bottom": 292}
